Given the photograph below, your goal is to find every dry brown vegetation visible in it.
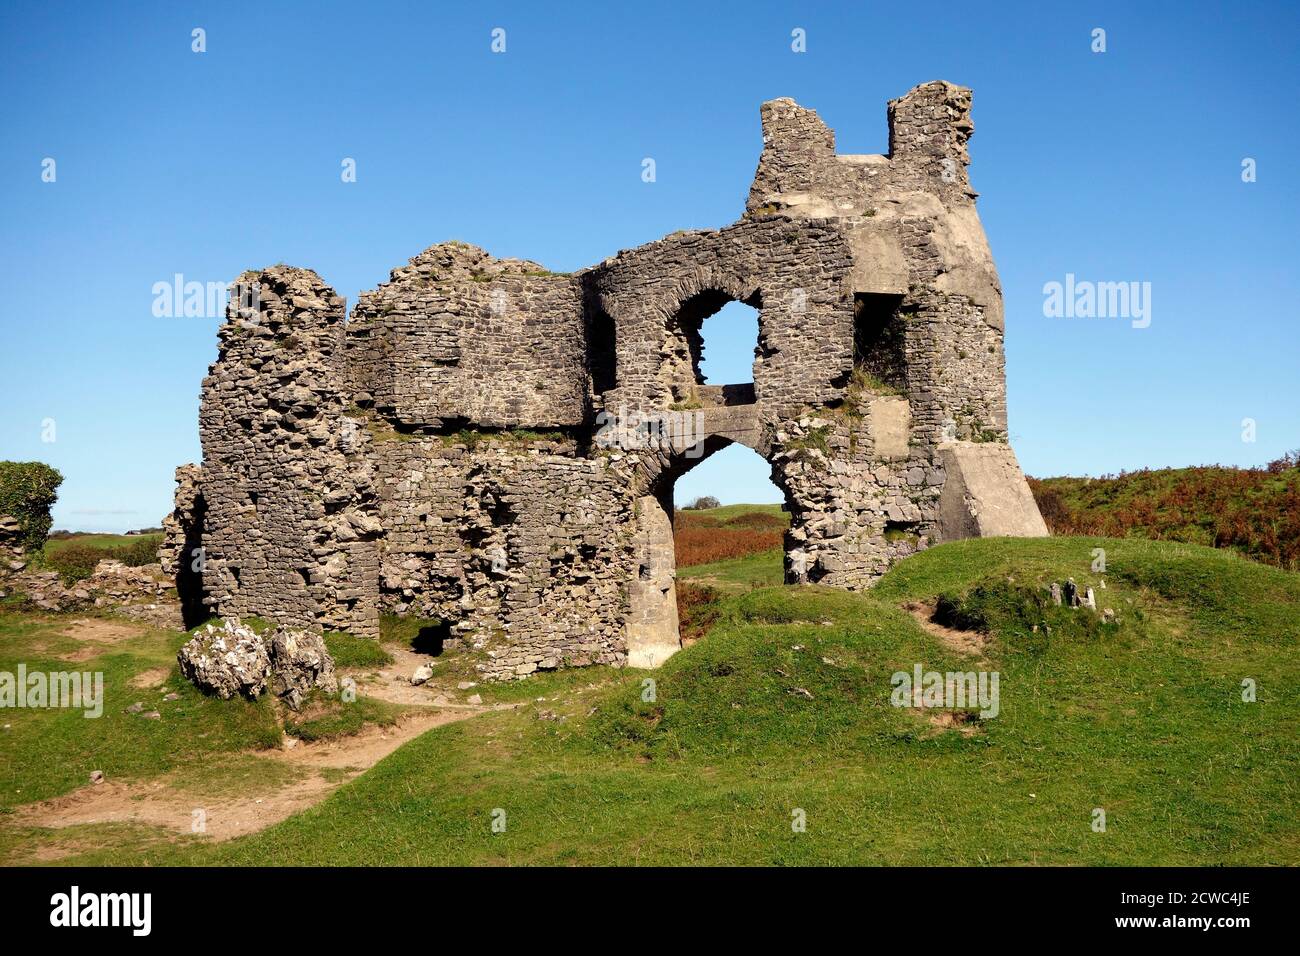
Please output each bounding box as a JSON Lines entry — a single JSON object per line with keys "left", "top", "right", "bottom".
{"left": 1029, "top": 453, "right": 1300, "bottom": 570}
{"left": 674, "top": 509, "right": 786, "bottom": 567}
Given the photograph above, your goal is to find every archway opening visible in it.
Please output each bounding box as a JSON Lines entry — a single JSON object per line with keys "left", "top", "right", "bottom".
{"left": 625, "top": 441, "right": 789, "bottom": 667}
{"left": 674, "top": 443, "right": 786, "bottom": 587}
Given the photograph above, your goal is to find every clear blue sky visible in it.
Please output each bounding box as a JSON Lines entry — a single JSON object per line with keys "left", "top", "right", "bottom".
{"left": 1, "top": 1, "right": 1296, "bottom": 530}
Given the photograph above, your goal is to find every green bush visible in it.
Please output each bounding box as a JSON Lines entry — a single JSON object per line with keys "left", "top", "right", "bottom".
{"left": 0, "top": 461, "right": 63, "bottom": 552}
{"left": 43, "top": 544, "right": 104, "bottom": 584}
{"left": 115, "top": 536, "right": 160, "bottom": 566}
{"left": 42, "top": 536, "right": 161, "bottom": 584}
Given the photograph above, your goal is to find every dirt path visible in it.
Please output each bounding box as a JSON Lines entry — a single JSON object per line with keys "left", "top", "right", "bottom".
{"left": 11, "top": 703, "right": 507, "bottom": 843}
{"left": 360, "top": 644, "right": 485, "bottom": 707}
{"left": 901, "top": 601, "right": 989, "bottom": 660}
{"left": 56, "top": 617, "right": 149, "bottom": 662}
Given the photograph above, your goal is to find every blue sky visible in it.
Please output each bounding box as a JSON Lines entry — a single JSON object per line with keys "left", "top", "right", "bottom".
{"left": 1, "top": 0, "right": 1296, "bottom": 529}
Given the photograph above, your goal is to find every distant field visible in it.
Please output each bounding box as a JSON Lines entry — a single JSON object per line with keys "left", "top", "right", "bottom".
{"left": 44, "top": 533, "right": 162, "bottom": 554}
{"left": 678, "top": 502, "right": 786, "bottom": 521}
{"left": 675, "top": 502, "right": 788, "bottom": 568}
{"left": 37, "top": 533, "right": 163, "bottom": 584}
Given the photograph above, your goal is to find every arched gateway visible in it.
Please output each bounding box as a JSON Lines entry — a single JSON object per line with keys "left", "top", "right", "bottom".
{"left": 161, "top": 82, "right": 1047, "bottom": 681}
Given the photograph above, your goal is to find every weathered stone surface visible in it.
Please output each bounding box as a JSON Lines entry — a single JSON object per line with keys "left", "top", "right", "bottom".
{"left": 269, "top": 626, "right": 337, "bottom": 710}
{"left": 937, "top": 443, "right": 1049, "bottom": 540}
{"left": 169, "top": 82, "right": 1046, "bottom": 680}
{"left": 0, "top": 516, "right": 25, "bottom": 582}
{"left": 176, "top": 619, "right": 271, "bottom": 700}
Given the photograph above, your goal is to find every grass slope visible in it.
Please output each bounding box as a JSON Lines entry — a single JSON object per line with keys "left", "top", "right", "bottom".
{"left": 12, "top": 534, "right": 1294, "bottom": 866}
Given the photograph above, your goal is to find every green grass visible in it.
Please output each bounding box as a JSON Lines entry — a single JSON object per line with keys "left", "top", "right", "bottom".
{"left": 678, "top": 548, "right": 784, "bottom": 593}
{"left": 5, "top": 534, "right": 1294, "bottom": 865}
{"left": 283, "top": 695, "right": 407, "bottom": 742}
{"left": 324, "top": 630, "right": 393, "bottom": 668}
{"left": 43, "top": 533, "right": 162, "bottom": 554}
{"left": 0, "top": 614, "right": 282, "bottom": 810}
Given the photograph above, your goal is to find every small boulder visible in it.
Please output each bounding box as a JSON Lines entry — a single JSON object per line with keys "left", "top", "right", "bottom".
{"left": 467, "top": 693, "right": 483, "bottom": 705}
{"left": 411, "top": 664, "right": 433, "bottom": 686}
{"left": 269, "top": 627, "right": 338, "bottom": 711}
{"left": 89, "top": 770, "right": 104, "bottom": 785}
{"left": 177, "top": 619, "right": 272, "bottom": 700}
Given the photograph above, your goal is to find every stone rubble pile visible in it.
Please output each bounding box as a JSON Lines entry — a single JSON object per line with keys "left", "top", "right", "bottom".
{"left": 0, "top": 554, "right": 181, "bottom": 628}
{"left": 177, "top": 619, "right": 272, "bottom": 700}
{"left": 269, "top": 626, "right": 337, "bottom": 709}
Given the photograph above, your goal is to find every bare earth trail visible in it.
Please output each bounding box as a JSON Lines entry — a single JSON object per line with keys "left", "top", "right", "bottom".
{"left": 13, "top": 707, "right": 476, "bottom": 842}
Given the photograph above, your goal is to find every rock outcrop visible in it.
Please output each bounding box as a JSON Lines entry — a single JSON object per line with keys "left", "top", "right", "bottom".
{"left": 268, "top": 626, "right": 337, "bottom": 710}
{"left": 176, "top": 619, "right": 272, "bottom": 700}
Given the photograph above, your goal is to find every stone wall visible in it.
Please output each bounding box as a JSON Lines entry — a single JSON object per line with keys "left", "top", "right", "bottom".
{"left": 347, "top": 243, "right": 588, "bottom": 429}
{"left": 169, "top": 81, "right": 1047, "bottom": 679}
{"left": 195, "top": 267, "right": 381, "bottom": 637}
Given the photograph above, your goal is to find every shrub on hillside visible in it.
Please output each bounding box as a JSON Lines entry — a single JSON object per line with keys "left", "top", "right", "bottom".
{"left": 673, "top": 506, "right": 788, "bottom": 566}
{"left": 115, "top": 535, "right": 161, "bottom": 567}
{"left": 683, "top": 496, "right": 721, "bottom": 510}
{"left": 0, "top": 461, "right": 63, "bottom": 552}
{"left": 1266, "top": 449, "right": 1300, "bottom": 474}
{"left": 675, "top": 525, "right": 783, "bottom": 566}
{"left": 42, "top": 535, "right": 160, "bottom": 584}
{"left": 1029, "top": 466, "right": 1300, "bottom": 571}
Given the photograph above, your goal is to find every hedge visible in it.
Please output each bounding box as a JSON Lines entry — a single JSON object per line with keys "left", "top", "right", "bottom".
{"left": 0, "top": 461, "right": 64, "bottom": 553}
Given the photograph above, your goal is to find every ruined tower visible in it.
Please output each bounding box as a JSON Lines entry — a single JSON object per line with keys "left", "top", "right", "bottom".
{"left": 163, "top": 81, "right": 1048, "bottom": 679}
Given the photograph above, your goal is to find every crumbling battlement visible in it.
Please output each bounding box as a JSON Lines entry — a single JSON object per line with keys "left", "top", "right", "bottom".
{"left": 165, "top": 82, "right": 1048, "bottom": 681}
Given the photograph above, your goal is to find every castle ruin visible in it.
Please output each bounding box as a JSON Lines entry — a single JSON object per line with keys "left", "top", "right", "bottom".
{"left": 162, "top": 81, "right": 1048, "bottom": 680}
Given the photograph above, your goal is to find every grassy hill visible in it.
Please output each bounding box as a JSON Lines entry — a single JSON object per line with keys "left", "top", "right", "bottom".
{"left": 1029, "top": 456, "right": 1300, "bottom": 571}
{"left": 674, "top": 502, "right": 787, "bottom": 568}
{"left": 5, "top": 533, "right": 1295, "bottom": 866}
